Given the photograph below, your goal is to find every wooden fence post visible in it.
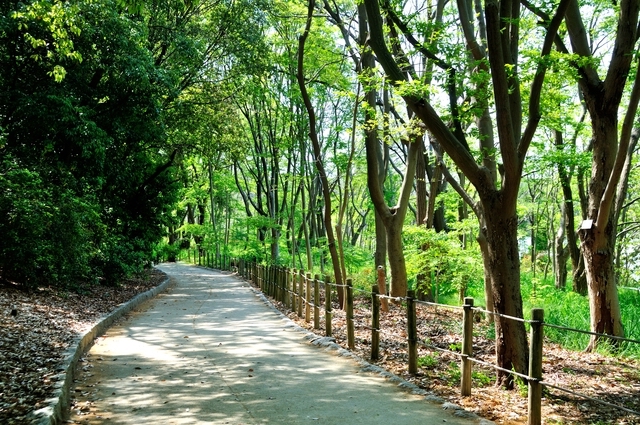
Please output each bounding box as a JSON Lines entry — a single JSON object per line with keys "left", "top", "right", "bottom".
{"left": 346, "top": 279, "right": 355, "bottom": 350}
{"left": 305, "top": 273, "right": 312, "bottom": 323}
{"left": 314, "top": 274, "right": 320, "bottom": 329}
{"left": 461, "top": 297, "right": 474, "bottom": 396}
{"left": 528, "top": 308, "right": 544, "bottom": 425}
{"left": 290, "top": 269, "right": 296, "bottom": 311}
{"left": 371, "top": 285, "right": 380, "bottom": 361}
{"left": 280, "top": 267, "right": 285, "bottom": 302}
{"left": 377, "top": 266, "right": 389, "bottom": 312}
{"left": 272, "top": 265, "right": 277, "bottom": 298}
{"left": 270, "top": 265, "right": 275, "bottom": 297}
{"left": 325, "top": 275, "right": 332, "bottom": 337}
{"left": 297, "top": 269, "right": 304, "bottom": 318}
{"left": 280, "top": 267, "right": 286, "bottom": 303}
{"left": 260, "top": 265, "right": 265, "bottom": 292}
{"left": 277, "top": 266, "right": 281, "bottom": 300}
{"left": 283, "top": 267, "right": 288, "bottom": 306}
{"left": 407, "top": 290, "right": 418, "bottom": 374}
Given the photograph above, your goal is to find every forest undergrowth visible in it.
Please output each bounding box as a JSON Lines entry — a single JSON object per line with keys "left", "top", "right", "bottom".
{"left": 0, "top": 268, "right": 167, "bottom": 424}
{"left": 1, "top": 265, "right": 639, "bottom": 424}
{"left": 265, "top": 281, "right": 640, "bottom": 425}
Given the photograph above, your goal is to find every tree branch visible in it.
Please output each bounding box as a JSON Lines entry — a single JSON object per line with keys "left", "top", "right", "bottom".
{"left": 362, "top": 0, "right": 481, "bottom": 188}
{"left": 519, "top": 0, "right": 572, "bottom": 162}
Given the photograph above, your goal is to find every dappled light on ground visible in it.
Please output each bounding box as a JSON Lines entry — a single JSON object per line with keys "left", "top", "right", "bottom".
{"left": 69, "top": 263, "right": 481, "bottom": 424}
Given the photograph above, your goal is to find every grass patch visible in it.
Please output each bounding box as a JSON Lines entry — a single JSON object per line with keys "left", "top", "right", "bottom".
{"left": 418, "top": 354, "right": 438, "bottom": 369}
{"left": 464, "top": 271, "right": 640, "bottom": 359}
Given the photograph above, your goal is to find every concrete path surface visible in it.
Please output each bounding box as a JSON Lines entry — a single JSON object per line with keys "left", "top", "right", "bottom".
{"left": 69, "top": 262, "right": 490, "bottom": 424}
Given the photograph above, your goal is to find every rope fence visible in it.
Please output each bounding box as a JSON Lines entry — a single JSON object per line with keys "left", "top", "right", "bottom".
{"left": 189, "top": 253, "right": 640, "bottom": 423}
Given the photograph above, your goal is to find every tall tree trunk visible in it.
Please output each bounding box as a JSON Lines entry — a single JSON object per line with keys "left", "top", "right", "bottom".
{"left": 565, "top": 0, "right": 639, "bottom": 348}
{"left": 362, "top": 0, "right": 571, "bottom": 386}
{"left": 481, "top": 194, "right": 528, "bottom": 383}
{"left": 578, "top": 117, "right": 626, "bottom": 349}
{"left": 415, "top": 144, "right": 431, "bottom": 301}
{"left": 554, "top": 202, "right": 569, "bottom": 289}
{"left": 580, "top": 218, "right": 624, "bottom": 350}
{"left": 476, "top": 224, "right": 494, "bottom": 323}
{"left": 297, "top": 0, "right": 344, "bottom": 305}
{"left": 554, "top": 129, "right": 587, "bottom": 294}
{"left": 360, "top": 4, "right": 420, "bottom": 297}
{"left": 335, "top": 84, "right": 360, "bottom": 293}
{"left": 416, "top": 143, "right": 428, "bottom": 226}
{"left": 425, "top": 158, "right": 443, "bottom": 229}
{"left": 208, "top": 159, "right": 219, "bottom": 256}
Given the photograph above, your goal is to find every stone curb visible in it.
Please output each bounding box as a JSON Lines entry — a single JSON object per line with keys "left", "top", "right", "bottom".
{"left": 245, "top": 275, "right": 495, "bottom": 425}
{"left": 28, "top": 274, "right": 176, "bottom": 425}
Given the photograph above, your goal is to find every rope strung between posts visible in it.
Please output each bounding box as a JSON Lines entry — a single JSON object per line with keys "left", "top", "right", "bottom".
{"left": 478, "top": 308, "right": 534, "bottom": 324}
{"left": 378, "top": 294, "right": 405, "bottom": 302}
{"left": 245, "top": 261, "right": 640, "bottom": 419}
{"left": 417, "top": 339, "right": 463, "bottom": 358}
{"left": 327, "top": 282, "right": 350, "bottom": 288}
{"left": 415, "top": 299, "right": 464, "bottom": 311}
{"left": 466, "top": 357, "right": 533, "bottom": 382}
{"left": 540, "top": 381, "right": 640, "bottom": 416}
{"left": 543, "top": 323, "right": 640, "bottom": 345}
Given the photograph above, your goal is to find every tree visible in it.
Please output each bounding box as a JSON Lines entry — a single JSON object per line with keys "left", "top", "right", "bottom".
{"left": 297, "top": 0, "right": 345, "bottom": 303}
{"left": 560, "top": 0, "right": 640, "bottom": 349}
{"left": 0, "top": 0, "right": 184, "bottom": 286}
{"left": 362, "top": 0, "right": 570, "bottom": 386}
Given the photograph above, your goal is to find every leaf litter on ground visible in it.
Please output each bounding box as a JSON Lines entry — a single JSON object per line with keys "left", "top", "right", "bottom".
{"left": 0, "top": 268, "right": 166, "bottom": 424}
{"left": 265, "top": 284, "right": 640, "bottom": 425}
{"left": 1, "top": 267, "right": 639, "bottom": 424}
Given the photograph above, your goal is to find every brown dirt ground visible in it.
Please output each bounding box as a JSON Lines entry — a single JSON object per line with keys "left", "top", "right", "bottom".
{"left": 1, "top": 267, "right": 638, "bottom": 424}
{"left": 0, "top": 268, "right": 167, "bottom": 424}
{"left": 266, "top": 287, "right": 640, "bottom": 425}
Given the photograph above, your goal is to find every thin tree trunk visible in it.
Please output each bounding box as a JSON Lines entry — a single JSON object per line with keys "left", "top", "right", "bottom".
{"left": 297, "top": 0, "right": 344, "bottom": 305}
{"left": 554, "top": 202, "right": 569, "bottom": 289}
{"left": 335, "top": 84, "right": 360, "bottom": 295}
{"left": 416, "top": 143, "right": 428, "bottom": 226}
{"left": 565, "top": 0, "right": 639, "bottom": 348}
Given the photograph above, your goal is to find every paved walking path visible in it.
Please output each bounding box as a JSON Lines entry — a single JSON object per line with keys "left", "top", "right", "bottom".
{"left": 69, "top": 262, "right": 490, "bottom": 424}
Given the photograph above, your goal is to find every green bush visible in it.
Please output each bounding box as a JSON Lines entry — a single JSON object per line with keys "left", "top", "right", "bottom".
{"left": 0, "top": 162, "right": 98, "bottom": 288}
{"left": 154, "top": 240, "right": 180, "bottom": 262}
{"left": 403, "top": 226, "right": 483, "bottom": 302}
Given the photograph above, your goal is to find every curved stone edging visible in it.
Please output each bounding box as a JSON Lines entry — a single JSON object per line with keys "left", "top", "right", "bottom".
{"left": 247, "top": 280, "right": 495, "bottom": 425}
{"left": 29, "top": 273, "right": 176, "bottom": 425}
